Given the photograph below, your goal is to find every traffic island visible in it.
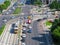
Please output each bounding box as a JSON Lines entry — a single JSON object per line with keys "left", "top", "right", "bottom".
{"left": 45, "top": 20, "right": 53, "bottom": 29}
{"left": 13, "top": 7, "right": 22, "bottom": 15}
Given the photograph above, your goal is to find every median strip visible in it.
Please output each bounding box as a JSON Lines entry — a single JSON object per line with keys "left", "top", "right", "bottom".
{"left": 0, "top": 25, "right": 5, "bottom": 35}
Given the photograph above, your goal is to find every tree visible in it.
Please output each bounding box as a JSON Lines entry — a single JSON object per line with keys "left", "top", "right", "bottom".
{"left": 51, "top": 18, "right": 60, "bottom": 45}
{"left": 49, "top": 0, "right": 60, "bottom": 10}
{"left": 0, "top": 1, "right": 10, "bottom": 13}
{"left": 4, "top": 1, "right": 10, "bottom": 7}
{"left": 32, "top": 0, "right": 42, "bottom": 6}
{"left": 0, "top": 5, "right": 3, "bottom": 13}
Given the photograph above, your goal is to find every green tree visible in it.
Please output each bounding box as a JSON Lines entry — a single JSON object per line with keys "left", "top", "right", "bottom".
{"left": 4, "top": 1, "right": 10, "bottom": 7}
{"left": 33, "top": 0, "right": 42, "bottom": 6}
{"left": 1, "top": 4, "right": 7, "bottom": 9}
{"left": 0, "top": 5, "right": 3, "bottom": 13}
{"left": 49, "top": 0, "right": 60, "bottom": 10}
{"left": 51, "top": 18, "right": 60, "bottom": 45}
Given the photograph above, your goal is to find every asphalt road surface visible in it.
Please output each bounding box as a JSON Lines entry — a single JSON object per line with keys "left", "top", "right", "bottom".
{"left": 22, "top": 5, "right": 53, "bottom": 45}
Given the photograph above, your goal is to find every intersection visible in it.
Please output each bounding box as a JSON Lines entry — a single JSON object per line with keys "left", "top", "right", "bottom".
{"left": 0, "top": 0, "right": 57, "bottom": 45}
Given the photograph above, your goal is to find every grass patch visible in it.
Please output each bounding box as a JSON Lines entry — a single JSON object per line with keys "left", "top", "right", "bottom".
{"left": 45, "top": 21, "right": 52, "bottom": 26}
{"left": 0, "top": 25, "right": 5, "bottom": 35}
{"left": 13, "top": 7, "right": 21, "bottom": 14}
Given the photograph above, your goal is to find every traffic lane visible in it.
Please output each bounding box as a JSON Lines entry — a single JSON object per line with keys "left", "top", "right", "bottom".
{"left": 32, "top": 21, "right": 48, "bottom": 45}
{"left": 22, "top": 5, "right": 32, "bottom": 13}
{"left": 25, "top": 21, "right": 40, "bottom": 45}
{"left": 37, "top": 21, "right": 49, "bottom": 45}
{"left": 0, "top": 15, "right": 16, "bottom": 27}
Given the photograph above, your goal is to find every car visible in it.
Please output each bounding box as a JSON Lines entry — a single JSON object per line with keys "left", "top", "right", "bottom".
{"left": 3, "top": 19, "right": 7, "bottom": 22}
{"left": 28, "top": 26, "right": 32, "bottom": 29}
{"left": 22, "top": 34, "right": 26, "bottom": 38}
{"left": 6, "top": 12, "right": 9, "bottom": 15}
{"left": 12, "top": 23, "right": 15, "bottom": 27}
{"left": 27, "top": 16, "right": 31, "bottom": 19}
{"left": 21, "top": 37, "right": 25, "bottom": 42}
{"left": 27, "top": 29, "right": 32, "bottom": 33}
{"left": 55, "top": 15, "right": 58, "bottom": 18}
{"left": 21, "top": 42, "right": 26, "bottom": 45}
{"left": 37, "top": 19, "right": 42, "bottom": 21}
{"left": 43, "top": 17, "right": 47, "bottom": 20}
{"left": 23, "top": 23, "right": 28, "bottom": 27}
{"left": 22, "top": 30, "right": 26, "bottom": 34}
{"left": 22, "top": 27, "right": 26, "bottom": 30}
{"left": 27, "top": 19, "right": 32, "bottom": 24}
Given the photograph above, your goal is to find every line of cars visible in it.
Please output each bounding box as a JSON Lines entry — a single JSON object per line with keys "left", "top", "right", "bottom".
{"left": 10, "top": 22, "right": 19, "bottom": 34}
{"left": 21, "top": 16, "right": 32, "bottom": 45}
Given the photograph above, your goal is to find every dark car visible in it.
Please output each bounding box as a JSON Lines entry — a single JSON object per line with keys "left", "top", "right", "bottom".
{"left": 37, "top": 19, "right": 42, "bottom": 21}
{"left": 22, "top": 30, "right": 26, "bottom": 34}
{"left": 27, "top": 29, "right": 32, "bottom": 33}
{"left": 12, "top": 23, "right": 15, "bottom": 27}
{"left": 21, "top": 37, "right": 25, "bottom": 42}
{"left": 43, "top": 17, "right": 47, "bottom": 20}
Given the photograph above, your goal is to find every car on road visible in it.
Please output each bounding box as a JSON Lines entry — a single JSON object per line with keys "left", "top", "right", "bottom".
{"left": 22, "top": 30, "right": 26, "bottom": 34}
{"left": 12, "top": 23, "right": 15, "bottom": 27}
{"left": 27, "top": 19, "right": 32, "bottom": 24}
{"left": 28, "top": 25, "right": 32, "bottom": 29}
{"left": 23, "top": 23, "right": 28, "bottom": 27}
{"left": 27, "top": 29, "right": 32, "bottom": 33}
{"left": 22, "top": 27, "right": 27, "bottom": 34}
{"left": 21, "top": 37, "right": 25, "bottom": 42}
{"left": 27, "top": 16, "right": 31, "bottom": 19}
{"left": 22, "top": 34, "right": 26, "bottom": 38}
{"left": 37, "top": 19, "right": 42, "bottom": 22}
{"left": 43, "top": 17, "right": 47, "bottom": 20}
{"left": 21, "top": 42, "right": 26, "bottom": 45}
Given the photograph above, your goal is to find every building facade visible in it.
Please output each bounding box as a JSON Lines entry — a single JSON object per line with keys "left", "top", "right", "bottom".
{"left": 41, "top": 0, "right": 60, "bottom": 4}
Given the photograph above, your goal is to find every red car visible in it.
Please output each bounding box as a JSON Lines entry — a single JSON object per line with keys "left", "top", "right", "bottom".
{"left": 27, "top": 19, "right": 32, "bottom": 24}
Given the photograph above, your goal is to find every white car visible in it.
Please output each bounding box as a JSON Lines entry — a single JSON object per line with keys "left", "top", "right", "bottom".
{"left": 23, "top": 23, "right": 28, "bottom": 27}
{"left": 22, "top": 34, "right": 26, "bottom": 37}
{"left": 28, "top": 26, "right": 32, "bottom": 29}
{"left": 9, "top": 10, "right": 11, "bottom": 12}
{"left": 12, "top": 7, "right": 15, "bottom": 10}
{"left": 23, "top": 27, "right": 26, "bottom": 30}
{"left": 21, "top": 42, "right": 26, "bottom": 45}
{"left": 6, "top": 12, "right": 9, "bottom": 14}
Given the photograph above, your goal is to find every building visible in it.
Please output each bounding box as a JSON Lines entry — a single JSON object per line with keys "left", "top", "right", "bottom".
{"left": 41, "top": 0, "right": 60, "bottom": 4}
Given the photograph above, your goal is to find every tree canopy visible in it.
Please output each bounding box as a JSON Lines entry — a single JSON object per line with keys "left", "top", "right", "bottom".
{"left": 51, "top": 18, "right": 60, "bottom": 44}
{"left": 0, "top": 1, "right": 10, "bottom": 13}
{"left": 49, "top": 0, "right": 60, "bottom": 10}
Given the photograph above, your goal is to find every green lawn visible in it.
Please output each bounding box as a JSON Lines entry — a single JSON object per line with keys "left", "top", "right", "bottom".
{"left": 45, "top": 21, "right": 52, "bottom": 26}
{"left": 13, "top": 7, "right": 21, "bottom": 14}
{"left": 0, "top": 25, "right": 5, "bottom": 35}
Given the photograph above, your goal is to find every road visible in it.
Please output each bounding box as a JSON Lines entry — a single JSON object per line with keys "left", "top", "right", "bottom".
{"left": 21, "top": 5, "right": 40, "bottom": 45}
{"left": 21, "top": 5, "right": 53, "bottom": 45}
{"left": 0, "top": 17, "right": 20, "bottom": 45}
